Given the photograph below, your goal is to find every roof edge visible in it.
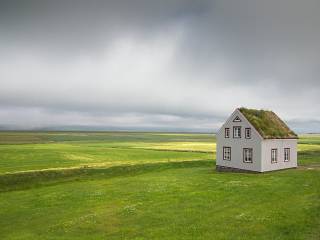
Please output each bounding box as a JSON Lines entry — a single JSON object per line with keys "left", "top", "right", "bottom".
{"left": 235, "top": 108, "right": 264, "bottom": 140}
{"left": 238, "top": 107, "right": 298, "bottom": 139}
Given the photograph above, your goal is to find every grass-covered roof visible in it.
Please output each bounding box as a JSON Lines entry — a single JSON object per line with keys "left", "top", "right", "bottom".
{"left": 239, "top": 108, "right": 298, "bottom": 139}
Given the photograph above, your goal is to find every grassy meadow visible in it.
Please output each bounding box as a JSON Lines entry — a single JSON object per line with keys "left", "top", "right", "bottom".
{"left": 0, "top": 132, "right": 319, "bottom": 239}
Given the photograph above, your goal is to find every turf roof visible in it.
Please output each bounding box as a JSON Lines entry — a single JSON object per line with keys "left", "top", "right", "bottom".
{"left": 239, "top": 108, "right": 298, "bottom": 139}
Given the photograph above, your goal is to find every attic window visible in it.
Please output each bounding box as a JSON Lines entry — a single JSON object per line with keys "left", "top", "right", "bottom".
{"left": 233, "top": 126, "right": 241, "bottom": 138}
{"left": 225, "top": 128, "right": 230, "bottom": 138}
{"left": 233, "top": 116, "right": 241, "bottom": 122}
{"left": 245, "top": 128, "right": 251, "bottom": 139}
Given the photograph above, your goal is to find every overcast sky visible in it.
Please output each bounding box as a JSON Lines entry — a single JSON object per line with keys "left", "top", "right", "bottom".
{"left": 0, "top": 0, "right": 319, "bottom": 132}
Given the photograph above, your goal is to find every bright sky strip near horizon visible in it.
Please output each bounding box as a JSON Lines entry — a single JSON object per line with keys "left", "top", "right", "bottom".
{"left": 0, "top": 0, "right": 319, "bottom": 132}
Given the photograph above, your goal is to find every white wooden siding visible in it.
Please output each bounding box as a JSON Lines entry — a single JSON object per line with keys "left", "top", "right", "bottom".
{"left": 216, "top": 109, "right": 298, "bottom": 172}
{"left": 216, "top": 109, "right": 262, "bottom": 172}
{"left": 261, "top": 139, "right": 297, "bottom": 172}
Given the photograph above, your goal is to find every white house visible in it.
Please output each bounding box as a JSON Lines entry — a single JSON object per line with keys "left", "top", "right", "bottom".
{"left": 216, "top": 108, "right": 298, "bottom": 172}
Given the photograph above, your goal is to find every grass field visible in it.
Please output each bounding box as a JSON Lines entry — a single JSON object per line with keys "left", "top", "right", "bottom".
{"left": 0, "top": 132, "right": 319, "bottom": 239}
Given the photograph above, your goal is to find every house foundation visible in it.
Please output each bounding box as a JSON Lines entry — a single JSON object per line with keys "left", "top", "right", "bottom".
{"left": 216, "top": 165, "right": 260, "bottom": 173}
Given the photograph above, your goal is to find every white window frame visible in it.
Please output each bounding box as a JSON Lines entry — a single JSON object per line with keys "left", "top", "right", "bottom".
{"left": 284, "top": 148, "right": 290, "bottom": 162}
{"left": 233, "top": 126, "right": 241, "bottom": 138}
{"left": 223, "top": 147, "right": 231, "bottom": 161}
{"left": 271, "top": 149, "right": 277, "bottom": 163}
{"left": 243, "top": 148, "right": 253, "bottom": 163}
{"left": 245, "top": 128, "right": 251, "bottom": 139}
{"left": 225, "top": 128, "right": 230, "bottom": 138}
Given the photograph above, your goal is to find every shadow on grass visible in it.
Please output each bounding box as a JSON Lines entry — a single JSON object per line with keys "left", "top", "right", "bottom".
{"left": 0, "top": 159, "right": 214, "bottom": 192}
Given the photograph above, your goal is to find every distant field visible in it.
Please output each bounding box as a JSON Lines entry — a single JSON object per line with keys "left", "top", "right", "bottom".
{"left": 0, "top": 132, "right": 319, "bottom": 239}
{"left": 0, "top": 132, "right": 214, "bottom": 174}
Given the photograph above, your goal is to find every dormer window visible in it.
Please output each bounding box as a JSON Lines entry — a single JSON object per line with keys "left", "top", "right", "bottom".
{"left": 233, "top": 126, "right": 241, "bottom": 138}
{"left": 245, "top": 128, "right": 251, "bottom": 139}
{"left": 225, "top": 128, "right": 230, "bottom": 138}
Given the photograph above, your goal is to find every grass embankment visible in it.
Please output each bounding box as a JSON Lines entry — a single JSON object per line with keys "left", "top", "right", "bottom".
{"left": 0, "top": 132, "right": 319, "bottom": 239}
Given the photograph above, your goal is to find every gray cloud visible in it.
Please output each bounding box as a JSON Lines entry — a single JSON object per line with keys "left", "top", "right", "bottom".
{"left": 0, "top": 0, "right": 319, "bottom": 132}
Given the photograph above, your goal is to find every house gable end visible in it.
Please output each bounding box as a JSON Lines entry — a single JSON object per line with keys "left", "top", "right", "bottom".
{"left": 217, "top": 109, "right": 264, "bottom": 141}
{"left": 216, "top": 109, "right": 238, "bottom": 137}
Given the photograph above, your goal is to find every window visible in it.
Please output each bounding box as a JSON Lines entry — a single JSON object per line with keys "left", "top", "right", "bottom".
{"left": 225, "top": 128, "right": 230, "bottom": 138}
{"left": 243, "top": 148, "right": 253, "bottom": 163}
{"left": 245, "top": 128, "right": 251, "bottom": 139}
{"left": 233, "top": 116, "right": 241, "bottom": 122}
{"left": 271, "top": 149, "right": 277, "bottom": 163}
{"left": 233, "top": 126, "right": 241, "bottom": 138}
{"left": 223, "top": 147, "right": 231, "bottom": 161}
{"left": 284, "top": 148, "right": 290, "bottom": 162}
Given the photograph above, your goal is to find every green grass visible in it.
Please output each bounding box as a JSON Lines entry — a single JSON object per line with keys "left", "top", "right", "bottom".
{"left": 0, "top": 142, "right": 212, "bottom": 174}
{"left": 0, "top": 132, "right": 319, "bottom": 239}
{"left": 239, "top": 108, "right": 298, "bottom": 139}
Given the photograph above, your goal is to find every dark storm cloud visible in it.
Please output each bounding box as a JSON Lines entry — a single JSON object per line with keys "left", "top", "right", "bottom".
{"left": 0, "top": 0, "right": 319, "bottom": 132}
{"left": 0, "top": 0, "right": 208, "bottom": 56}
